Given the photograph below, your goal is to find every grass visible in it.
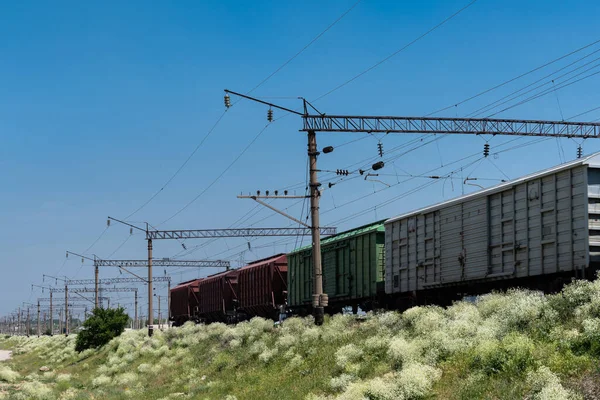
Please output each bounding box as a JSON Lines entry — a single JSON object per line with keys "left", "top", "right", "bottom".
{"left": 0, "top": 276, "right": 600, "bottom": 399}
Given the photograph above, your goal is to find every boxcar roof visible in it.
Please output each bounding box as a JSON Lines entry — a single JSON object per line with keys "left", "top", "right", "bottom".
{"left": 172, "top": 278, "right": 202, "bottom": 289}
{"left": 386, "top": 151, "right": 600, "bottom": 224}
{"left": 289, "top": 220, "right": 386, "bottom": 254}
{"left": 241, "top": 253, "right": 286, "bottom": 269}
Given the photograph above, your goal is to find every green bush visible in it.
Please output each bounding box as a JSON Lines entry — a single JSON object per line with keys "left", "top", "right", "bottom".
{"left": 75, "top": 307, "right": 129, "bottom": 352}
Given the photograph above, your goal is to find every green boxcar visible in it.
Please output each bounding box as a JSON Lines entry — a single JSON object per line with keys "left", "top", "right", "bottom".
{"left": 287, "top": 220, "right": 386, "bottom": 310}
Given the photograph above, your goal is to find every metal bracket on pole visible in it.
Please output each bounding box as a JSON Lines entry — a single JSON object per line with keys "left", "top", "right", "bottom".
{"left": 237, "top": 195, "right": 311, "bottom": 228}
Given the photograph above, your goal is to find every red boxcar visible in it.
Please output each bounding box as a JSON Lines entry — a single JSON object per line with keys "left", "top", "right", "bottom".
{"left": 237, "top": 253, "right": 288, "bottom": 320}
{"left": 196, "top": 270, "right": 239, "bottom": 323}
{"left": 170, "top": 278, "right": 202, "bottom": 326}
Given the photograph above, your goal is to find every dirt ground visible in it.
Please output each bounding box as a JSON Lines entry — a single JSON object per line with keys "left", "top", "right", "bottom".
{"left": 0, "top": 350, "right": 11, "bottom": 361}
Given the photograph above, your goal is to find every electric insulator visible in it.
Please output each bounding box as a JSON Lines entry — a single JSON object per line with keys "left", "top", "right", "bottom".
{"left": 266, "top": 190, "right": 270, "bottom": 196}
{"left": 323, "top": 146, "right": 334, "bottom": 154}
{"left": 224, "top": 94, "right": 231, "bottom": 108}
{"left": 66, "top": 252, "right": 68, "bottom": 258}
{"left": 284, "top": 190, "right": 288, "bottom": 195}
{"left": 372, "top": 161, "right": 385, "bottom": 171}
{"left": 274, "top": 190, "right": 278, "bottom": 196}
{"left": 328, "top": 182, "right": 334, "bottom": 188}
{"left": 336, "top": 169, "right": 349, "bottom": 176}
{"left": 267, "top": 108, "right": 273, "bottom": 122}
{"left": 130, "top": 227, "right": 133, "bottom": 235}
{"left": 359, "top": 169, "right": 365, "bottom": 175}
{"left": 378, "top": 142, "right": 384, "bottom": 157}
{"left": 577, "top": 146, "right": 583, "bottom": 159}
{"left": 107, "top": 219, "right": 111, "bottom": 227}
{"left": 257, "top": 190, "right": 261, "bottom": 196}
{"left": 483, "top": 143, "right": 490, "bottom": 157}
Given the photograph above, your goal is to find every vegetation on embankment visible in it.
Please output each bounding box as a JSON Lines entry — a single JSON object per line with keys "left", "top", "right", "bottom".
{"left": 1, "top": 277, "right": 600, "bottom": 400}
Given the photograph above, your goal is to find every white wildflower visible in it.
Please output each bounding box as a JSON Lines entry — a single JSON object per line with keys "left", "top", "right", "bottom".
{"left": 335, "top": 344, "right": 363, "bottom": 370}
{"left": 0, "top": 365, "right": 20, "bottom": 382}
{"left": 330, "top": 374, "right": 356, "bottom": 391}
{"left": 15, "top": 381, "right": 53, "bottom": 400}
{"left": 92, "top": 374, "right": 112, "bottom": 387}
{"left": 56, "top": 373, "right": 71, "bottom": 382}
{"left": 388, "top": 336, "right": 421, "bottom": 368}
{"left": 396, "top": 363, "right": 441, "bottom": 398}
{"left": 115, "top": 372, "right": 138, "bottom": 386}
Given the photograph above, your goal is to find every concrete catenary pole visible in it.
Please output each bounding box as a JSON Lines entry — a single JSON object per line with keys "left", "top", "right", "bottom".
{"left": 95, "top": 263, "right": 99, "bottom": 309}
{"left": 37, "top": 301, "right": 40, "bottom": 337}
{"left": 134, "top": 290, "right": 138, "bottom": 330}
{"left": 307, "top": 129, "right": 327, "bottom": 325}
{"left": 26, "top": 307, "right": 30, "bottom": 337}
{"left": 167, "top": 280, "right": 171, "bottom": 326}
{"left": 17, "top": 307, "right": 21, "bottom": 336}
{"left": 147, "top": 233, "right": 154, "bottom": 336}
{"left": 158, "top": 295, "right": 161, "bottom": 330}
{"left": 64, "top": 284, "right": 69, "bottom": 336}
{"left": 49, "top": 291, "right": 53, "bottom": 336}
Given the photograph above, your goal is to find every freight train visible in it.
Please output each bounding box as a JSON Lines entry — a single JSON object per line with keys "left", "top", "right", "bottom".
{"left": 170, "top": 153, "right": 600, "bottom": 325}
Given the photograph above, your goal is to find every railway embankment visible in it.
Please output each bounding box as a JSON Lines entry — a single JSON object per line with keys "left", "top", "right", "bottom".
{"left": 0, "top": 276, "right": 599, "bottom": 399}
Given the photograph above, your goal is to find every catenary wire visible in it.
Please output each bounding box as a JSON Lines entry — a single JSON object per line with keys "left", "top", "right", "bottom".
{"left": 427, "top": 38, "right": 600, "bottom": 116}
{"left": 313, "top": 0, "right": 480, "bottom": 101}
{"left": 247, "top": 0, "right": 363, "bottom": 94}
{"left": 159, "top": 124, "right": 271, "bottom": 226}
{"left": 487, "top": 69, "right": 600, "bottom": 118}
{"left": 123, "top": 110, "right": 230, "bottom": 220}
{"left": 470, "top": 56, "right": 600, "bottom": 117}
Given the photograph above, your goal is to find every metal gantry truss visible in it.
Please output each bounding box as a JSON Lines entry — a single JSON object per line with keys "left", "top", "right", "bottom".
{"left": 301, "top": 115, "right": 600, "bottom": 137}
{"left": 145, "top": 227, "right": 337, "bottom": 240}
{"left": 66, "top": 277, "right": 170, "bottom": 285}
{"left": 49, "top": 287, "right": 138, "bottom": 293}
{"left": 95, "top": 259, "right": 231, "bottom": 268}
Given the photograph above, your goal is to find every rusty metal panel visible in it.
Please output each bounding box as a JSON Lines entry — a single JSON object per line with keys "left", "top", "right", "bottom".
{"left": 197, "top": 270, "right": 238, "bottom": 323}
{"left": 169, "top": 279, "right": 201, "bottom": 323}
{"left": 237, "top": 254, "right": 287, "bottom": 319}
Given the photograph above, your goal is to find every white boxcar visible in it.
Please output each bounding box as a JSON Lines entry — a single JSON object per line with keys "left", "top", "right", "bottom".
{"left": 385, "top": 153, "right": 600, "bottom": 295}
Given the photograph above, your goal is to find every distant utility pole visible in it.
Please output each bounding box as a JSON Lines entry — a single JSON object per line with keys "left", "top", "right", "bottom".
{"left": 65, "top": 283, "right": 69, "bottom": 335}
{"left": 155, "top": 294, "right": 161, "bottom": 330}
{"left": 135, "top": 290, "right": 138, "bottom": 330}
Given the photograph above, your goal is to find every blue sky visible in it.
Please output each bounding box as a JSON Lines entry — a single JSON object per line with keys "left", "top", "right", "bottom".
{"left": 1, "top": 0, "right": 600, "bottom": 318}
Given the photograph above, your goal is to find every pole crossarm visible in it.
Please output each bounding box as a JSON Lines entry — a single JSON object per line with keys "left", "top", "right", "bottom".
{"left": 66, "top": 277, "right": 170, "bottom": 285}
{"left": 301, "top": 115, "right": 600, "bottom": 138}
{"left": 95, "top": 259, "right": 231, "bottom": 268}
{"left": 146, "top": 227, "right": 337, "bottom": 240}
{"left": 237, "top": 196, "right": 311, "bottom": 228}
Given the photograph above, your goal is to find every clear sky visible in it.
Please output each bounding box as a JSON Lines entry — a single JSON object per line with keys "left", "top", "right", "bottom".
{"left": 2, "top": 0, "right": 600, "bottom": 318}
